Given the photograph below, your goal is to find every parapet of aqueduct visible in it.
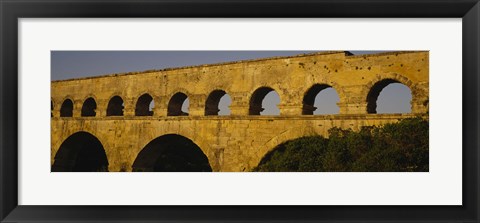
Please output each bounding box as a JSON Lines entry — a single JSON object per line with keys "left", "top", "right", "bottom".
{"left": 51, "top": 51, "right": 429, "bottom": 172}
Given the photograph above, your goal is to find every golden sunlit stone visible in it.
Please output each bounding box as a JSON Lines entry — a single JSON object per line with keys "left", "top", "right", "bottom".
{"left": 51, "top": 51, "right": 429, "bottom": 172}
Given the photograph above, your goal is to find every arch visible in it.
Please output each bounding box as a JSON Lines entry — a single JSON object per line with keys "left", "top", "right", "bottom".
{"left": 132, "top": 124, "right": 214, "bottom": 170}
{"left": 51, "top": 131, "right": 109, "bottom": 172}
{"left": 60, "top": 99, "right": 74, "bottom": 117}
{"left": 81, "top": 97, "right": 97, "bottom": 117}
{"left": 168, "top": 92, "right": 189, "bottom": 116}
{"left": 135, "top": 93, "right": 154, "bottom": 116}
{"left": 205, "top": 90, "right": 231, "bottom": 116}
{"left": 362, "top": 73, "right": 416, "bottom": 113}
{"left": 51, "top": 99, "right": 54, "bottom": 117}
{"left": 132, "top": 134, "right": 212, "bottom": 172}
{"left": 366, "top": 79, "right": 412, "bottom": 114}
{"left": 302, "top": 84, "right": 340, "bottom": 115}
{"left": 249, "top": 86, "right": 280, "bottom": 115}
{"left": 254, "top": 126, "right": 319, "bottom": 169}
{"left": 106, "top": 95, "right": 124, "bottom": 116}
{"left": 255, "top": 135, "right": 330, "bottom": 171}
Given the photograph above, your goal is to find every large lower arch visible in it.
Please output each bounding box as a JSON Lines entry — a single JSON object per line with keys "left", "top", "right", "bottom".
{"left": 132, "top": 134, "right": 212, "bottom": 172}
{"left": 51, "top": 131, "right": 109, "bottom": 172}
{"left": 255, "top": 135, "right": 329, "bottom": 172}
{"left": 366, "top": 79, "right": 412, "bottom": 114}
{"left": 253, "top": 126, "right": 319, "bottom": 171}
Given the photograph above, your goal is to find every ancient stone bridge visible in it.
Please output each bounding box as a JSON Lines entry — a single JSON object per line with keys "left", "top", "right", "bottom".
{"left": 50, "top": 51, "right": 429, "bottom": 172}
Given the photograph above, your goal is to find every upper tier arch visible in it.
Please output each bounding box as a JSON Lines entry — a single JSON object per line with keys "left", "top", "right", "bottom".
{"left": 51, "top": 51, "right": 429, "bottom": 117}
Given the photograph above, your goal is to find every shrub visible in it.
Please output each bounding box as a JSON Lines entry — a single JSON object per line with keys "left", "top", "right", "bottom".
{"left": 253, "top": 118, "right": 428, "bottom": 172}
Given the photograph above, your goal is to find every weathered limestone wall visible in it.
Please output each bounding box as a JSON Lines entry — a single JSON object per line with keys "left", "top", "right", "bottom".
{"left": 51, "top": 51, "right": 429, "bottom": 117}
{"left": 50, "top": 51, "right": 429, "bottom": 172}
{"left": 51, "top": 114, "right": 423, "bottom": 172}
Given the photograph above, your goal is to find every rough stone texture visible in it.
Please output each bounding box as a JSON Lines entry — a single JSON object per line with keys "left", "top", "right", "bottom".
{"left": 51, "top": 51, "right": 429, "bottom": 172}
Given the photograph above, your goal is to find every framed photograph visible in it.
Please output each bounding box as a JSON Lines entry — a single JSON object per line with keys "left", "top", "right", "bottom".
{"left": 1, "top": 0, "right": 479, "bottom": 222}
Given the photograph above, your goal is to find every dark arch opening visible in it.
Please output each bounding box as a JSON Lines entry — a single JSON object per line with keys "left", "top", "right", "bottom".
{"left": 81, "top": 97, "right": 97, "bottom": 117}
{"left": 132, "top": 134, "right": 212, "bottom": 172}
{"left": 302, "top": 84, "right": 340, "bottom": 115}
{"left": 168, "top": 92, "right": 189, "bottom": 116}
{"left": 51, "top": 100, "right": 54, "bottom": 117}
{"left": 135, "top": 94, "right": 154, "bottom": 116}
{"left": 60, "top": 99, "right": 73, "bottom": 117}
{"left": 107, "top": 96, "right": 124, "bottom": 116}
{"left": 367, "top": 79, "right": 412, "bottom": 114}
{"left": 52, "top": 132, "right": 109, "bottom": 172}
{"left": 254, "top": 136, "right": 329, "bottom": 172}
{"left": 205, "top": 90, "right": 231, "bottom": 116}
{"left": 249, "top": 87, "right": 279, "bottom": 115}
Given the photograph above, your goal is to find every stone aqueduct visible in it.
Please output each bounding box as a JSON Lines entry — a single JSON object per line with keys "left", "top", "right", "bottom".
{"left": 51, "top": 51, "right": 429, "bottom": 172}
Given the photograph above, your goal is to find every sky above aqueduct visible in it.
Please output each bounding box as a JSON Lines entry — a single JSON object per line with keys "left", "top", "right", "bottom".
{"left": 51, "top": 51, "right": 412, "bottom": 115}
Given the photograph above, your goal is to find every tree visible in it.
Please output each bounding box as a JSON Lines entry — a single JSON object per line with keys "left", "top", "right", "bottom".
{"left": 254, "top": 118, "right": 429, "bottom": 172}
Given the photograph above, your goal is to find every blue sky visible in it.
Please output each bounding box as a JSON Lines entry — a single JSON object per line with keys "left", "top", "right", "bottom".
{"left": 51, "top": 51, "right": 412, "bottom": 115}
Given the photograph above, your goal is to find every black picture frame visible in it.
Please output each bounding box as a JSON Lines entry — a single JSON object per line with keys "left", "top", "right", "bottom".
{"left": 1, "top": 0, "right": 479, "bottom": 222}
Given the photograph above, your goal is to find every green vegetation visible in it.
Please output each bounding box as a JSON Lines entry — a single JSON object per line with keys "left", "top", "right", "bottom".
{"left": 253, "top": 118, "right": 428, "bottom": 172}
